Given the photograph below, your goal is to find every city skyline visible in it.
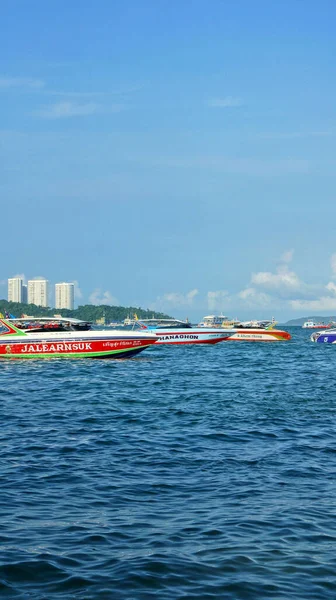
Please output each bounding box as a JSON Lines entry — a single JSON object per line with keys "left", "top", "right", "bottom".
{"left": 6, "top": 276, "right": 76, "bottom": 310}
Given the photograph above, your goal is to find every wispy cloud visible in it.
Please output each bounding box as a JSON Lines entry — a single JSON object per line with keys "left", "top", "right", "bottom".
{"left": 34, "top": 101, "right": 100, "bottom": 119}
{"left": 44, "top": 91, "right": 106, "bottom": 98}
{"left": 34, "top": 101, "right": 125, "bottom": 119}
{"left": 250, "top": 250, "right": 313, "bottom": 299}
{"left": 238, "top": 287, "right": 271, "bottom": 307}
{"left": 161, "top": 289, "right": 199, "bottom": 306}
{"left": 89, "top": 289, "right": 119, "bottom": 306}
{"left": 139, "top": 155, "right": 311, "bottom": 176}
{"left": 45, "top": 84, "right": 143, "bottom": 97}
{"left": 73, "top": 281, "right": 82, "bottom": 300}
{"left": 150, "top": 289, "right": 199, "bottom": 311}
{"left": 290, "top": 296, "right": 336, "bottom": 312}
{"left": 0, "top": 77, "right": 44, "bottom": 89}
{"left": 207, "top": 290, "right": 229, "bottom": 311}
{"left": 208, "top": 96, "right": 243, "bottom": 108}
{"left": 258, "top": 131, "right": 333, "bottom": 139}
{"left": 279, "top": 249, "right": 294, "bottom": 264}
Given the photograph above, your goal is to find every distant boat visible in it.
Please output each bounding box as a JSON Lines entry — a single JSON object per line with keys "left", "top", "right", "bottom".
{"left": 302, "top": 320, "right": 332, "bottom": 329}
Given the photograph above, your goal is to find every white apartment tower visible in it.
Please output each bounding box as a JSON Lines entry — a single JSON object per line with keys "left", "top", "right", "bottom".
{"left": 8, "top": 277, "right": 23, "bottom": 303}
{"left": 55, "top": 282, "right": 75, "bottom": 310}
{"left": 27, "top": 279, "right": 49, "bottom": 307}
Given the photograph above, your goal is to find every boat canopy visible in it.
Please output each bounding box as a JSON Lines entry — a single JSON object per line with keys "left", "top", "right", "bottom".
{"left": 6, "top": 317, "right": 92, "bottom": 333}
{"left": 125, "top": 318, "right": 192, "bottom": 330}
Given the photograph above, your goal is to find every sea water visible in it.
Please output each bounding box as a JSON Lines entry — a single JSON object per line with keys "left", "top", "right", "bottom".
{"left": 1, "top": 327, "right": 336, "bottom": 599}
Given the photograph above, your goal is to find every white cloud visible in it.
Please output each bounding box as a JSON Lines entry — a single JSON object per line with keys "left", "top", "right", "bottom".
{"left": 291, "top": 278, "right": 336, "bottom": 312}
{"left": 250, "top": 251, "right": 307, "bottom": 298}
{"left": 280, "top": 249, "right": 294, "bottom": 264}
{"left": 0, "top": 77, "right": 44, "bottom": 89}
{"left": 238, "top": 287, "right": 271, "bottom": 307}
{"left": 251, "top": 266, "right": 302, "bottom": 292}
{"left": 150, "top": 289, "right": 199, "bottom": 311}
{"left": 208, "top": 96, "right": 243, "bottom": 108}
{"left": 35, "top": 102, "right": 100, "bottom": 119}
{"left": 89, "top": 289, "right": 119, "bottom": 306}
{"left": 161, "top": 289, "right": 199, "bottom": 306}
{"left": 290, "top": 297, "right": 336, "bottom": 312}
{"left": 207, "top": 290, "right": 229, "bottom": 311}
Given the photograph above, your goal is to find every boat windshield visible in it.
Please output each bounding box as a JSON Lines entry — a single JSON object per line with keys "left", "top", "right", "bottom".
{"left": 0, "top": 322, "right": 12, "bottom": 335}
{"left": 131, "top": 319, "right": 192, "bottom": 330}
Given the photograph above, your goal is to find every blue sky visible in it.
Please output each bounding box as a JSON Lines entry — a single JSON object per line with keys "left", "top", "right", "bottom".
{"left": 1, "top": 0, "right": 336, "bottom": 320}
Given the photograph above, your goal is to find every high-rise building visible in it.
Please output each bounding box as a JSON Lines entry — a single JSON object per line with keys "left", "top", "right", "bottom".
{"left": 22, "top": 285, "right": 28, "bottom": 304}
{"left": 27, "top": 279, "right": 49, "bottom": 307}
{"left": 8, "top": 277, "right": 23, "bottom": 303}
{"left": 55, "top": 282, "right": 75, "bottom": 310}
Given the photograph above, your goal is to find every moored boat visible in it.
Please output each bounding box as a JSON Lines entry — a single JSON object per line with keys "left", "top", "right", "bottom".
{"left": 0, "top": 317, "right": 158, "bottom": 359}
{"left": 216, "top": 327, "right": 291, "bottom": 342}
{"left": 302, "top": 320, "right": 332, "bottom": 329}
{"left": 310, "top": 329, "right": 336, "bottom": 344}
{"left": 127, "top": 318, "right": 228, "bottom": 344}
{"left": 197, "top": 315, "right": 290, "bottom": 341}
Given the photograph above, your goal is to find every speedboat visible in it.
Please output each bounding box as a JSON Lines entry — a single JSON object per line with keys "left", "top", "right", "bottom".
{"left": 127, "top": 318, "right": 228, "bottom": 344}
{"left": 310, "top": 329, "right": 336, "bottom": 344}
{"left": 217, "top": 326, "right": 291, "bottom": 342}
{"left": 197, "top": 315, "right": 290, "bottom": 341}
{"left": 0, "top": 317, "right": 158, "bottom": 359}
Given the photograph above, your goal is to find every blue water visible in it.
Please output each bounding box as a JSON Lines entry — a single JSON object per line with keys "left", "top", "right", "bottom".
{"left": 1, "top": 328, "right": 336, "bottom": 599}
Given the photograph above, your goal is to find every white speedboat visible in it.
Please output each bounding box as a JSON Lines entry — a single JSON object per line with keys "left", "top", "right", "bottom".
{"left": 127, "top": 318, "right": 228, "bottom": 344}
{"left": 197, "top": 315, "right": 290, "bottom": 341}
{"left": 0, "top": 317, "right": 158, "bottom": 359}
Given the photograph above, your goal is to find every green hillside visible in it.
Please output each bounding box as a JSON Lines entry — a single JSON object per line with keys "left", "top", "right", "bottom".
{"left": 0, "top": 299, "right": 171, "bottom": 323}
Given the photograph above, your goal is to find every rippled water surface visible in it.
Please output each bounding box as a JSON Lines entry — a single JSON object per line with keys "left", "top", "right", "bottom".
{"left": 1, "top": 328, "right": 336, "bottom": 599}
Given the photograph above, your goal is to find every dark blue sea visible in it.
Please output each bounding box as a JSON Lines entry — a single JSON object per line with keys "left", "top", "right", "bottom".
{"left": 1, "top": 327, "right": 336, "bottom": 599}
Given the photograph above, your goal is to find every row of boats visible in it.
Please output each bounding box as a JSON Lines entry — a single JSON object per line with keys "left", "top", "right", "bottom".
{"left": 0, "top": 314, "right": 291, "bottom": 360}
{"left": 1, "top": 312, "right": 335, "bottom": 358}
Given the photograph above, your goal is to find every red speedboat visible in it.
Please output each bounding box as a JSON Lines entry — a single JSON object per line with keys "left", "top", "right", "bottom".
{"left": 0, "top": 317, "right": 157, "bottom": 359}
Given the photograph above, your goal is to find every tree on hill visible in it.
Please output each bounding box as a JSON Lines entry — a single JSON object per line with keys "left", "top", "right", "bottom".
{"left": 0, "top": 299, "right": 171, "bottom": 323}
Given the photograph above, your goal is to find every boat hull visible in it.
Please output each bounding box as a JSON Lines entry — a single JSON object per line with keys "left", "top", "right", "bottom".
{"left": 303, "top": 325, "right": 331, "bottom": 329}
{"left": 153, "top": 328, "right": 228, "bottom": 344}
{"left": 0, "top": 332, "right": 157, "bottom": 359}
{"left": 218, "top": 328, "right": 291, "bottom": 342}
